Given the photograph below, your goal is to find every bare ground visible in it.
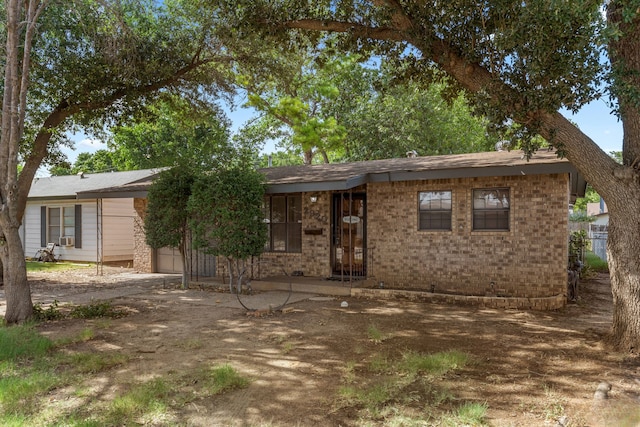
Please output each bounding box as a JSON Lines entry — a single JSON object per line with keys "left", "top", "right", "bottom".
{"left": 18, "top": 267, "right": 640, "bottom": 426}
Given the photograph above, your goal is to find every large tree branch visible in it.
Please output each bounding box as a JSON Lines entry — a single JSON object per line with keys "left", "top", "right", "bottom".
{"left": 282, "top": 19, "right": 407, "bottom": 43}
{"left": 15, "top": 56, "right": 218, "bottom": 220}
{"left": 608, "top": 2, "right": 640, "bottom": 168}
{"left": 73, "top": 58, "right": 213, "bottom": 111}
{"left": 281, "top": 17, "right": 622, "bottom": 195}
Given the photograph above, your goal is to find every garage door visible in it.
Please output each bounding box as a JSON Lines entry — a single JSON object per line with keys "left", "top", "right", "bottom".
{"left": 156, "top": 247, "right": 182, "bottom": 273}
{"left": 156, "top": 246, "right": 216, "bottom": 277}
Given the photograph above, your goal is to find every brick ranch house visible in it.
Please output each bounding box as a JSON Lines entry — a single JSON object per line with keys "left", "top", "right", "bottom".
{"left": 79, "top": 150, "right": 586, "bottom": 310}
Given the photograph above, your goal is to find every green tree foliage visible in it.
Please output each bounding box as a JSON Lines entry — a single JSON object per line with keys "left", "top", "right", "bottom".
{"left": 144, "top": 168, "right": 196, "bottom": 289}
{"left": 50, "top": 151, "right": 117, "bottom": 176}
{"left": 257, "top": 151, "right": 305, "bottom": 168}
{"left": 242, "top": 45, "right": 493, "bottom": 163}
{"left": 573, "top": 185, "right": 601, "bottom": 213}
{"left": 50, "top": 95, "right": 251, "bottom": 176}
{"left": 343, "top": 79, "right": 493, "bottom": 160}
{"left": 188, "top": 167, "right": 267, "bottom": 292}
{"left": 610, "top": 151, "right": 623, "bottom": 164}
{"left": 109, "top": 96, "right": 235, "bottom": 171}
{"left": 48, "top": 161, "right": 73, "bottom": 177}
{"left": 240, "top": 43, "right": 353, "bottom": 164}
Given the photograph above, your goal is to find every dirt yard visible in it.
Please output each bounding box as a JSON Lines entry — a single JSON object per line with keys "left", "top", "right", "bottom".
{"left": 23, "top": 267, "right": 640, "bottom": 426}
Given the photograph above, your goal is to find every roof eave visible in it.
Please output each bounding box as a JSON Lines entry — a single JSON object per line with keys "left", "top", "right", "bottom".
{"left": 27, "top": 195, "right": 80, "bottom": 202}
{"left": 266, "top": 162, "right": 581, "bottom": 194}
{"left": 76, "top": 190, "right": 148, "bottom": 199}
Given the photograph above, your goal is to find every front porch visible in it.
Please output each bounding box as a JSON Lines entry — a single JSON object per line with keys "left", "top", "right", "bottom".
{"left": 189, "top": 273, "right": 373, "bottom": 297}
{"left": 188, "top": 273, "right": 565, "bottom": 310}
{"left": 247, "top": 275, "right": 372, "bottom": 297}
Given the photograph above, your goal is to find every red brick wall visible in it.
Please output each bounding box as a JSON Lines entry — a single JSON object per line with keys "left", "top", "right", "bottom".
{"left": 135, "top": 172, "right": 570, "bottom": 306}
{"left": 251, "top": 192, "right": 331, "bottom": 278}
{"left": 366, "top": 174, "right": 569, "bottom": 299}
{"left": 254, "top": 173, "right": 569, "bottom": 302}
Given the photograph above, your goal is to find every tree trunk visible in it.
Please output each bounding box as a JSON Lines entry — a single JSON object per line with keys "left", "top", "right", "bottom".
{"left": 226, "top": 257, "right": 249, "bottom": 294}
{"left": 537, "top": 113, "right": 640, "bottom": 352}
{"left": 606, "top": 1, "right": 640, "bottom": 351}
{"left": 0, "top": 225, "right": 32, "bottom": 323}
{"left": 303, "top": 148, "right": 313, "bottom": 165}
{"left": 179, "top": 237, "right": 189, "bottom": 290}
{"left": 226, "top": 257, "right": 236, "bottom": 293}
{"left": 608, "top": 203, "right": 640, "bottom": 352}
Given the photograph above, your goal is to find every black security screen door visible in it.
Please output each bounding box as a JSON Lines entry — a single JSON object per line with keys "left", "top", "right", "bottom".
{"left": 332, "top": 193, "right": 366, "bottom": 277}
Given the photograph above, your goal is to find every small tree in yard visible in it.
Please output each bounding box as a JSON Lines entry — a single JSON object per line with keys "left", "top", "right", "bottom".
{"left": 188, "top": 168, "right": 267, "bottom": 293}
{"left": 144, "top": 168, "right": 196, "bottom": 289}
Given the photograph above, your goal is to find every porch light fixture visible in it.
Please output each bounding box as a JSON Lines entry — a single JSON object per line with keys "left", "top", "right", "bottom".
{"left": 310, "top": 195, "right": 318, "bottom": 203}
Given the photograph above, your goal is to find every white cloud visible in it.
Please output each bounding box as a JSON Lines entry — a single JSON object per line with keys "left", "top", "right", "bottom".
{"left": 78, "top": 138, "right": 106, "bottom": 150}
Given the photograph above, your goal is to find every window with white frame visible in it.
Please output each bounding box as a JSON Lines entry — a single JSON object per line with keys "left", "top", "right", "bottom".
{"left": 472, "top": 188, "right": 510, "bottom": 230}
{"left": 48, "top": 206, "right": 75, "bottom": 243}
{"left": 418, "top": 191, "right": 452, "bottom": 230}
{"left": 42, "top": 205, "right": 81, "bottom": 247}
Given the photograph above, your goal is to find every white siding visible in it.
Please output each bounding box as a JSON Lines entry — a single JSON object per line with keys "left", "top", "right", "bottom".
{"left": 102, "top": 198, "right": 135, "bottom": 261}
{"left": 22, "top": 202, "right": 43, "bottom": 259}
{"left": 23, "top": 198, "right": 135, "bottom": 263}
{"left": 23, "top": 200, "right": 98, "bottom": 262}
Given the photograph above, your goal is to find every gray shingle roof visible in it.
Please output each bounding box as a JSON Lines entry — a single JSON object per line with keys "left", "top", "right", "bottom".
{"left": 33, "top": 150, "right": 585, "bottom": 200}
{"left": 28, "top": 169, "right": 162, "bottom": 200}
{"left": 261, "top": 150, "right": 579, "bottom": 193}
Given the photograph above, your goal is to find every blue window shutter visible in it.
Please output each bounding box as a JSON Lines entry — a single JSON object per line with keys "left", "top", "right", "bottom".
{"left": 41, "top": 206, "right": 46, "bottom": 247}
{"left": 75, "top": 204, "right": 82, "bottom": 248}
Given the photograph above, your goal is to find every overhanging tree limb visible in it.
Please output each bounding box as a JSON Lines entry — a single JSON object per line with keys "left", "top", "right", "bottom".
{"left": 15, "top": 56, "right": 223, "bottom": 221}
{"left": 279, "top": 17, "right": 622, "bottom": 195}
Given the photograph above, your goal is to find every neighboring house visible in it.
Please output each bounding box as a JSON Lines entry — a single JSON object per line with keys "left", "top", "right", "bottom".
{"left": 85, "top": 150, "right": 586, "bottom": 310}
{"left": 591, "top": 212, "right": 609, "bottom": 227}
{"left": 587, "top": 199, "right": 608, "bottom": 218}
{"left": 22, "top": 169, "right": 162, "bottom": 264}
{"left": 587, "top": 199, "right": 609, "bottom": 261}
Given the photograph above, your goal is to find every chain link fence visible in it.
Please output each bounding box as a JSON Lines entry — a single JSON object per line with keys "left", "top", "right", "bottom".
{"left": 569, "top": 222, "right": 608, "bottom": 262}
{"left": 590, "top": 231, "right": 608, "bottom": 261}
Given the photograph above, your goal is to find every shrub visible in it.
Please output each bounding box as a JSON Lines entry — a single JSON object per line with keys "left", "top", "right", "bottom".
{"left": 32, "top": 300, "right": 65, "bottom": 322}
{"left": 69, "top": 301, "right": 126, "bottom": 319}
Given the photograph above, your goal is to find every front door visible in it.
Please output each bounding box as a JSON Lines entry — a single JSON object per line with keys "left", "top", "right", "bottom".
{"left": 332, "top": 193, "right": 366, "bottom": 277}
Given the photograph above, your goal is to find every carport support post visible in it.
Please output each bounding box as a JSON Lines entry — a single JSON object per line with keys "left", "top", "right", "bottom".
{"left": 96, "top": 199, "right": 103, "bottom": 276}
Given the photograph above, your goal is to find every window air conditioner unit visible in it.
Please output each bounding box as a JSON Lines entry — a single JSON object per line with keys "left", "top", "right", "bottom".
{"left": 59, "top": 236, "right": 74, "bottom": 247}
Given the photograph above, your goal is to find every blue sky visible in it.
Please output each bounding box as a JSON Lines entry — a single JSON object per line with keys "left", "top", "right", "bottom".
{"left": 63, "top": 98, "right": 623, "bottom": 165}
{"left": 562, "top": 100, "right": 623, "bottom": 154}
